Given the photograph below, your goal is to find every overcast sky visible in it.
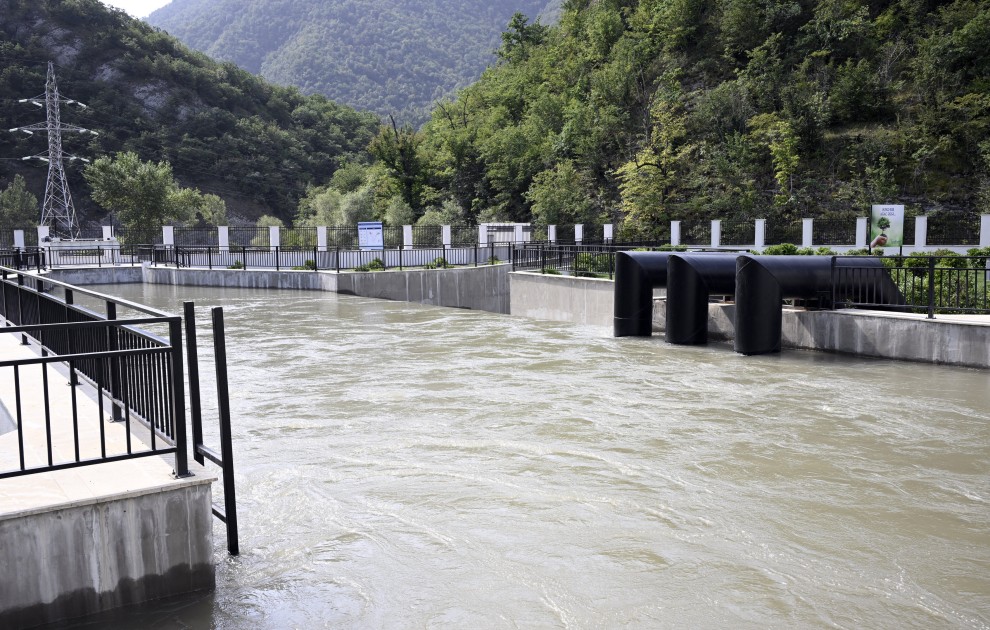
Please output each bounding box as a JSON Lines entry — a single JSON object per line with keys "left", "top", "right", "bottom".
{"left": 100, "top": 0, "right": 171, "bottom": 18}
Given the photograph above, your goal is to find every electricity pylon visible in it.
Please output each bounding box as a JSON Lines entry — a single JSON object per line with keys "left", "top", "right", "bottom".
{"left": 9, "top": 62, "right": 98, "bottom": 239}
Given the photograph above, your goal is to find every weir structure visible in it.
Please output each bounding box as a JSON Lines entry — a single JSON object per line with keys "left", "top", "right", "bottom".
{"left": 613, "top": 252, "right": 907, "bottom": 356}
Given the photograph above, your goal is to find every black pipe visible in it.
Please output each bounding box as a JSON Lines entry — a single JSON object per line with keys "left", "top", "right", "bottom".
{"left": 613, "top": 251, "right": 674, "bottom": 337}
{"left": 665, "top": 254, "right": 737, "bottom": 345}
{"left": 734, "top": 255, "right": 903, "bottom": 355}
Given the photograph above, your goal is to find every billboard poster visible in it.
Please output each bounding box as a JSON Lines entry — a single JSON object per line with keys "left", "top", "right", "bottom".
{"left": 870, "top": 204, "right": 904, "bottom": 249}
{"left": 358, "top": 221, "right": 384, "bottom": 251}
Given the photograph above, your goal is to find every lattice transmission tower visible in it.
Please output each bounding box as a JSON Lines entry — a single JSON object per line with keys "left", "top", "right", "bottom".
{"left": 9, "top": 61, "right": 97, "bottom": 239}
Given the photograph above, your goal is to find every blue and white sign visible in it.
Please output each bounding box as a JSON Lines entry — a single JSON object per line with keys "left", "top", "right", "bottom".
{"left": 358, "top": 221, "right": 384, "bottom": 251}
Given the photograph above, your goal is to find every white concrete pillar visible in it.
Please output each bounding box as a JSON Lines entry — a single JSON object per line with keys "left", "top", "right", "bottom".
{"left": 755, "top": 219, "right": 766, "bottom": 249}
{"left": 37, "top": 225, "right": 50, "bottom": 243}
{"left": 980, "top": 214, "right": 990, "bottom": 247}
{"left": 404, "top": 225, "right": 414, "bottom": 250}
{"left": 163, "top": 225, "right": 174, "bottom": 246}
{"left": 102, "top": 226, "right": 113, "bottom": 241}
{"left": 802, "top": 218, "right": 813, "bottom": 248}
{"left": 855, "top": 217, "right": 868, "bottom": 249}
{"left": 711, "top": 220, "right": 721, "bottom": 249}
{"left": 915, "top": 215, "right": 928, "bottom": 249}
{"left": 514, "top": 224, "right": 524, "bottom": 243}
{"left": 219, "top": 226, "right": 230, "bottom": 252}
{"left": 13, "top": 230, "right": 25, "bottom": 249}
{"left": 478, "top": 224, "right": 488, "bottom": 246}
{"left": 604, "top": 224, "right": 613, "bottom": 243}
{"left": 574, "top": 224, "right": 583, "bottom": 244}
{"left": 442, "top": 225, "right": 452, "bottom": 247}
{"left": 548, "top": 225, "right": 557, "bottom": 243}
{"left": 671, "top": 221, "right": 681, "bottom": 246}
{"left": 269, "top": 225, "right": 280, "bottom": 250}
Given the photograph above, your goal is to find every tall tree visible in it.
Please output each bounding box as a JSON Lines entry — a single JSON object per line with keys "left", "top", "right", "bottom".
{"left": 0, "top": 176, "right": 40, "bottom": 229}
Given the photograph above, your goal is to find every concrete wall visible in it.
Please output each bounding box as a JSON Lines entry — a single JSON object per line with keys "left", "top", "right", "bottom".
{"left": 142, "top": 264, "right": 511, "bottom": 313}
{"left": 0, "top": 475, "right": 215, "bottom": 628}
{"left": 510, "top": 272, "right": 615, "bottom": 327}
{"left": 45, "top": 266, "right": 144, "bottom": 285}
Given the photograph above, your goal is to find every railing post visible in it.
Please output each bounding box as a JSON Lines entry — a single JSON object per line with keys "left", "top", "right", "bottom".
{"left": 313, "top": 245, "right": 319, "bottom": 271}
{"left": 168, "top": 317, "right": 190, "bottom": 478}
{"left": 927, "top": 256, "right": 936, "bottom": 319}
{"left": 211, "top": 307, "right": 239, "bottom": 555}
{"left": 106, "top": 302, "right": 122, "bottom": 422}
{"left": 275, "top": 246, "right": 280, "bottom": 271}
{"left": 208, "top": 247, "right": 213, "bottom": 270}
{"left": 241, "top": 246, "right": 247, "bottom": 270}
{"left": 184, "top": 302, "right": 204, "bottom": 466}
{"left": 336, "top": 246, "right": 340, "bottom": 272}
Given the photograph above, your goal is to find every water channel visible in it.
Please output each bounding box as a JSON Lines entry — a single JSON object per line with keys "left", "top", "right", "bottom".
{"left": 73, "top": 283, "right": 989, "bottom": 629}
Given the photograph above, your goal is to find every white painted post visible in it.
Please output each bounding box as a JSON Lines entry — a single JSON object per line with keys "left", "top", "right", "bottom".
{"left": 404, "top": 225, "right": 414, "bottom": 250}
{"left": 163, "top": 225, "right": 174, "bottom": 246}
{"left": 915, "top": 215, "right": 928, "bottom": 249}
{"left": 478, "top": 224, "right": 488, "bottom": 246}
{"left": 711, "top": 220, "right": 721, "bottom": 249}
{"left": 13, "top": 230, "right": 24, "bottom": 249}
{"left": 514, "top": 224, "right": 524, "bottom": 243}
{"left": 38, "top": 225, "right": 50, "bottom": 243}
{"left": 574, "top": 224, "right": 583, "bottom": 244}
{"left": 102, "top": 226, "right": 113, "bottom": 241}
{"left": 671, "top": 221, "right": 681, "bottom": 246}
{"left": 442, "top": 225, "right": 452, "bottom": 248}
{"left": 980, "top": 214, "right": 990, "bottom": 247}
{"left": 604, "top": 224, "right": 613, "bottom": 243}
{"left": 219, "top": 226, "right": 230, "bottom": 252}
{"left": 548, "top": 224, "right": 557, "bottom": 243}
{"left": 316, "top": 226, "right": 326, "bottom": 252}
{"left": 855, "top": 217, "right": 868, "bottom": 249}
{"left": 269, "top": 225, "right": 280, "bottom": 251}
{"left": 802, "top": 218, "right": 813, "bottom": 248}
{"left": 755, "top": 219, "right": 766, "bottom": 249}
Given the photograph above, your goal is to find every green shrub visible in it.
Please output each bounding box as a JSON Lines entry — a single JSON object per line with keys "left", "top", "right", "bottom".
{"left": 228, "top": 260, "right": 244, "bottom": 269}
{"left": 487, "top": 256, "right": 500, "bottom": 265}
{"left": 541, "top": 267, "right": 561, "bottom": 275}
{"left": 355, "top": 257, "right": 385, "bottom": 271}
{"left": 574, "top": 252, "right": 612, "bottom": 274}
{"left": 762, "top": 243, "right": 800, "bottom": 255}
{"left": 423, "top": 256, "right": 449, "bottom": 269}
{"left": 291, "top": 259, "right": 317, "bottom": 271}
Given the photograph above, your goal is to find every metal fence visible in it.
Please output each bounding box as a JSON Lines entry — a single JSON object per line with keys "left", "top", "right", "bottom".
{"left": 175, "top": 227, "right": 219, "bottom": 247}
{"left": 813, "top": 218, "right": 857, "bottom": 245}
{"left": 832, "top": 255, "right": 990, "bottom": 316}
{"left": 680, "top": 221, "right": 711, "bottom": 246}
{"left": 719, "top": 221, "right": 754, "bottom": 246}
{"left": 0, "top": 268, "right": 188, "bottom": 479}
{"left": 765, "top": 221, "right": 803, "bottom": 245}
{"left": 926, "top": 214, "right": 981, "bottom": 246}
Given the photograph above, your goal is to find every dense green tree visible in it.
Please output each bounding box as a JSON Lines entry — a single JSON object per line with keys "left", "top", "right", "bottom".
{"left": 0, "top": 175, "right": 39, "bottom": 228}
{"left": 84, "top": 152, "right": 222, "bottom": 243}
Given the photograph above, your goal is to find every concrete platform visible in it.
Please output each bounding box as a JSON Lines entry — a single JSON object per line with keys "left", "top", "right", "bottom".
{"left": 0, "top": 330, "right": 217, "bottom": 628}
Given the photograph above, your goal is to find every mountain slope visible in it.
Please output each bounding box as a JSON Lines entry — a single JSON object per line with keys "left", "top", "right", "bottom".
{"left": 147, "top": 0, "right": 559, "bottom": 124}
{"left": 0, "top": 0, "right": 379, "bottom": 226}
{"left": 405, "top": 0, "right": 990, "bottom": 234}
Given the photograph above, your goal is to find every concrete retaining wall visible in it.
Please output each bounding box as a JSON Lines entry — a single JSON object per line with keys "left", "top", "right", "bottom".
{"left": 142, "top": 264, "right": 511, "bottom": 313}
{"left": 510, "top": 272, "right": 615, "bottom": 326}
{"left": 45, "top": 266, "right": 144, "bottom": 285}
{"left": 0, "top": 473, "right": 215, "bottom": 628}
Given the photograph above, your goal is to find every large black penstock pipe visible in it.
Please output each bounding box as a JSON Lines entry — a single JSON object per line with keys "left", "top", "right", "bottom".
{"left": 613, "top": 251, "right": 674, "bottom": 337}
{"left": 665, "top": 254, "right": 738, "bottom": 345}
{"left": 734, "top": 255, "right": 905, "bottom": 355}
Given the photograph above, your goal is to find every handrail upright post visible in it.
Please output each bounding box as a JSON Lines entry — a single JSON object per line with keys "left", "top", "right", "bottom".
{"left": 927, "top": 256, "right": 936, "bottom": 319}
{"left": 184, "top": 302, "right": 204, "bottom": 466}
{"left": 106, "top": 302, "right": 122, "bottom": 422}
{"left": 211, "top": 307, "right": 239, "bottom": 555}
{"left": 168, "top": 317, "right": 190, "bottom": 478}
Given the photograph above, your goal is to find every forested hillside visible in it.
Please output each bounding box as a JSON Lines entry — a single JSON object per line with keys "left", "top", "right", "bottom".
{"left": 0, "top": 0, "right": 379, "bottom": 226}
{"left": 376, "top": 0, "right": 990, "bottom": 238}
{"left": 148, "top": 0, "right": 559, "bottom": 124}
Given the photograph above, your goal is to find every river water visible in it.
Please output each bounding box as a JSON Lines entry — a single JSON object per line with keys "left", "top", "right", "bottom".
{"left": 73, "top": 284, "right": 989, "bottom": 629}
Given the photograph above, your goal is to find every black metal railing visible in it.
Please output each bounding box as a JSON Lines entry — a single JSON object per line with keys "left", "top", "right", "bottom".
{"left": 0, "top": 268, "right": 188, "bottom": 478}
{"left": 175, "top": 227, "right": 219, "bottom": 247}
{"left": 813, "top": 218, "right": 858, "bottom": 245}
{"left": 832, "top": 255, "right": 990, "bottom": 317}
{"left": 0, "top": 267, "right": 241, "bottom": 553}
{"left": 765, "top": 221, "right": 803, "bottom": 245}
{"left": 511, "top": 243, "right": 679, "bottom": 278}
{"left": 719, "top": 221, "right": 755, "bottom": 246}
{"left": 680, "top": 221, "right": 711, "bottom": 246}
{"left": 926, "top": 214, "right": 981, "bottom": 246}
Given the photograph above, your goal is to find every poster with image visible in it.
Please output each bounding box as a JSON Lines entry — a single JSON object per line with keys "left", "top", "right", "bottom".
{"left": 358, "top": 221, "right": 384, "bottom": 251}
{"left": 870, "top": 204, "right": 904, "bottom": 248}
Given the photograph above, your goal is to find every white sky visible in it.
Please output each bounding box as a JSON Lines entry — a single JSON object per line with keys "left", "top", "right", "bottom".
{"left": 99, "top": 0, "right": 172, "bottom": 18}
